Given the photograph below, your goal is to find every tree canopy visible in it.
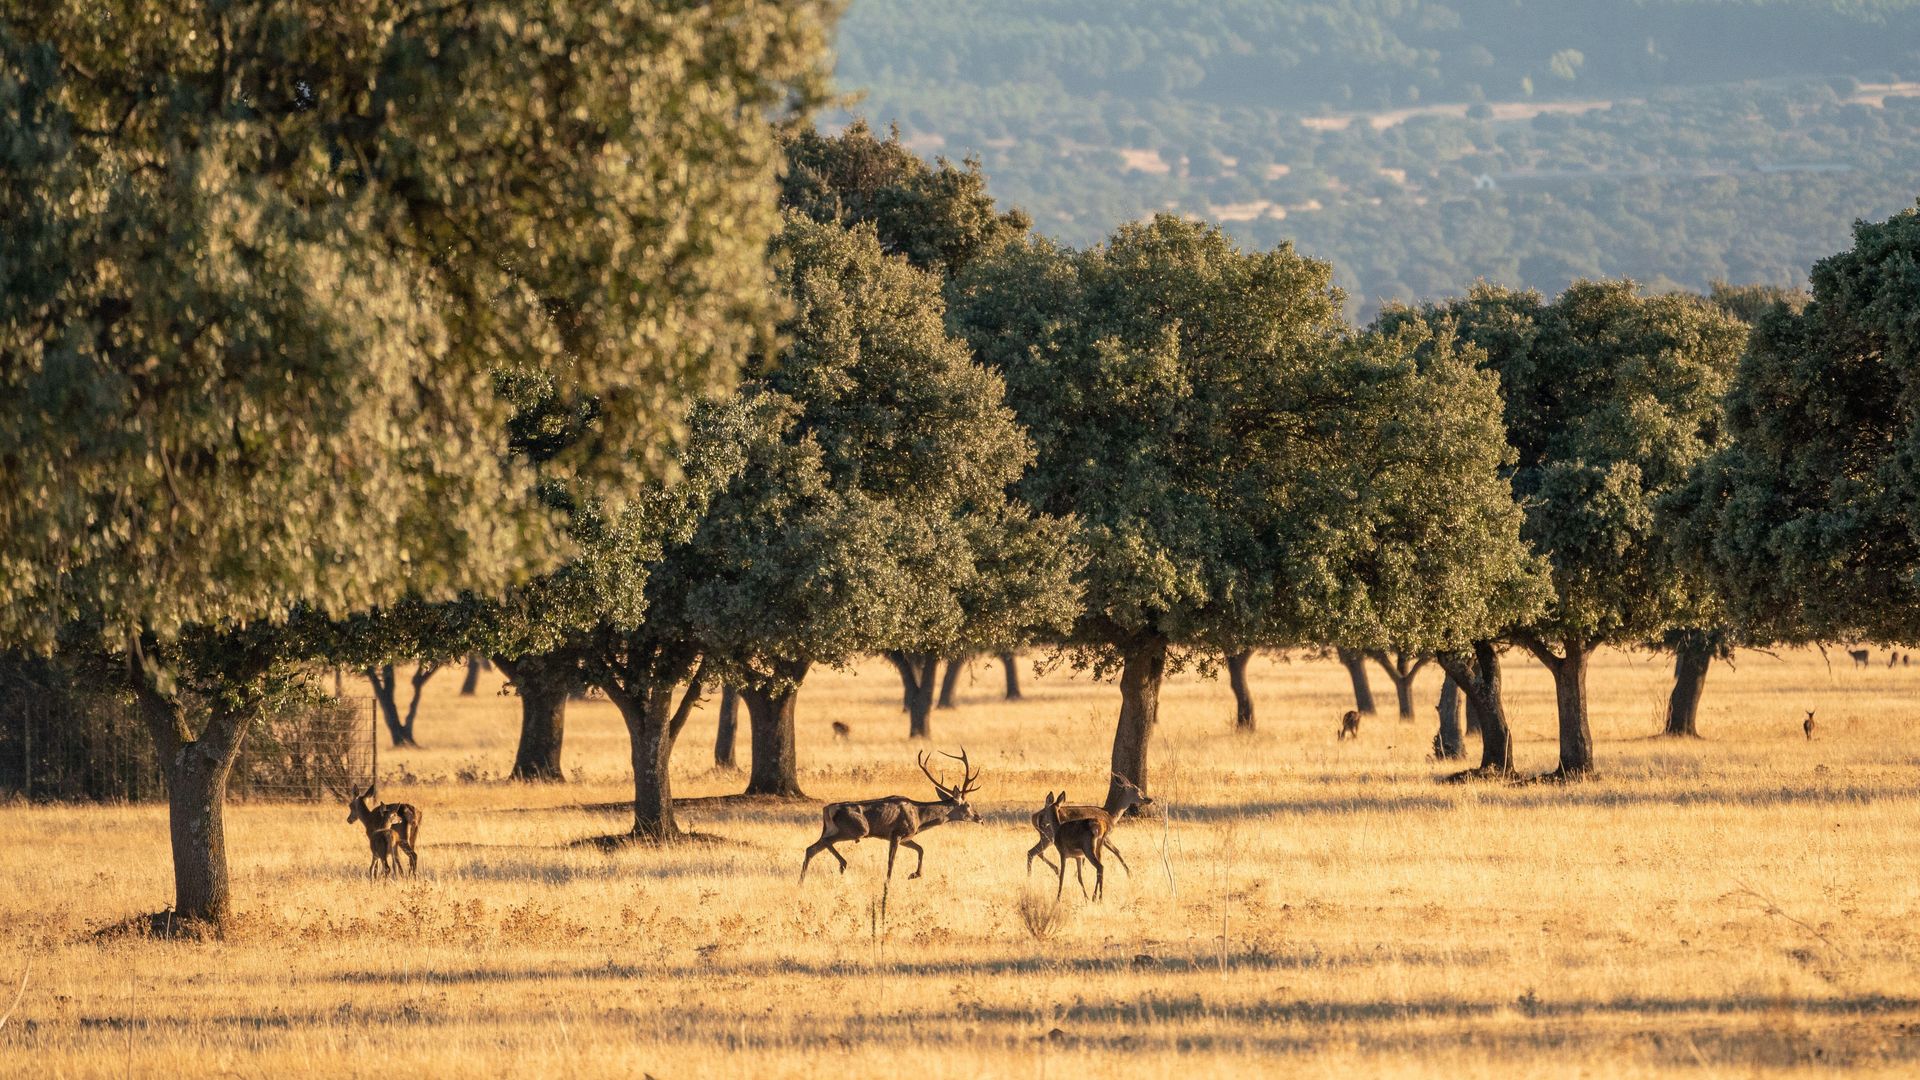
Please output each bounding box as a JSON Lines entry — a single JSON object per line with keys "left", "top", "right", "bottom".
{"left": 1674, "top": 203, "right": 1920, "bottom": 645}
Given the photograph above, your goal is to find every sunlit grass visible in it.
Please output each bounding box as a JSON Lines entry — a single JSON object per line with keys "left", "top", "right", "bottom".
{"left": 2, "top": 647, "right": 1917, "bottom": 1076}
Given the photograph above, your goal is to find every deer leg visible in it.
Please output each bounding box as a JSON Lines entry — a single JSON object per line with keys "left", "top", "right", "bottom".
{"left": 1055, "top": 850, "right": 1068, "bottom": 901}
{"left": 1103, "top": 838, "right": 1132, "bottom": 876}
{"left": 800, "top": 839, "right": 843, "bottom": 883}
{"left": 1028, "top": 837, "right": 1059, "bottom": 876}
{"left": 903, "top": 839, "right": 927, "bottom": 879}
{"left": 1090, "top": 851, "right": 1105, "bottom": 901}
{"left": 1074, "top": 857, "right": 1090, "bottom": 899}
{"left": 885, "top": 836, "right": 901, "bottom": 882}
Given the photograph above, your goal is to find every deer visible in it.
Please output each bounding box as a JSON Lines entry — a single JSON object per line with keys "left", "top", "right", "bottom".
{"left": 350, "top": 804, "right": 404, "bottom": 880}
{"left": 831, "top": 720, "right": 851, "bottom": 742}
{"left": 1804, "top": 710, "right": 1816, "bottom": 741}
{"left": 1035, "top": 791, "right": 1109, "bottom": 902}
{"left": 798, "top": 748, "right": 982, "bottom": 884}
{"left": 348, "top": 785, "right": 422, "bottom": 875}
{"left": 1849, "top": 648, "right": 1870, "bottom": 668}
{"left": 1338, "top": 709, "right": 1361, "bottom": 741}
{"left": 1026, "top": 774, "right": 1151, "bottom": 877}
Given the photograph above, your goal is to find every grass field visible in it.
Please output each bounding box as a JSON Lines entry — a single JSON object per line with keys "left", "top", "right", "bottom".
{"left": 2, "top": 646, "right": 1918, "bottom": 1077}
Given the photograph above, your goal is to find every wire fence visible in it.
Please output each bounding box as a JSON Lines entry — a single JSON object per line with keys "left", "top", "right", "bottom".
{"left": 0, "top": 670, "right": 376, "bottom": 803}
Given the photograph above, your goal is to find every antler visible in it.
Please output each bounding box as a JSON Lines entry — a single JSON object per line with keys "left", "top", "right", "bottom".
{"left": 916, "top": 751, "right": 955, "bottom": 798}
{"left": 941, "top": 747, "right": 981, "bottom": 796}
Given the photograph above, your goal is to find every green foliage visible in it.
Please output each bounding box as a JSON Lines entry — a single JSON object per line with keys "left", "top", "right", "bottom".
{"left": 950, "top": 215, "right": 1538, "bottom": 665}
{"left": 1673, "top": 204, "right": 1920, "bottom": 643}
{"left": 676, "top": 213, "right": 1080, "bottom": 678}
{"left": 1390, "top": 281, "right": 1748, "bottom": 646}
{"left": 781, "top": 120, "right": 1032, "bottom": 276}
{"left": 0, "top": 1, "right": 833, "bottom": 652}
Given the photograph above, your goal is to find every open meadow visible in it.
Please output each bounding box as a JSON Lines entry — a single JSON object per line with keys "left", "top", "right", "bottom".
{"left": 1, "top": 647, "right": 1918, "bottom": 1077}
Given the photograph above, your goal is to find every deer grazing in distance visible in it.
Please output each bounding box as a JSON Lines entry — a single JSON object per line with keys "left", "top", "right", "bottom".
{"left": 1027, "top": 774, "right": 1151, "bottom": 877}
{"left": 1849, "top": 648, "right": 1870, "bottom": 668}
{"left": 1036, "top": 791, "right": 1109, "bottom": 902}
{"left": 348, "top": 785, "right": 422, "bottom": 875}
{"left": 798, "top": 748, "right": 982, "bottom": 884}
{"left": 831, "top": 720, "right": 851, "bottom": 742}
{"left": 1804, "top": 710, "right": 1816, "bottom": 741}
{"left": 1338, "top": 709, "right": 1361, "bottom": 740}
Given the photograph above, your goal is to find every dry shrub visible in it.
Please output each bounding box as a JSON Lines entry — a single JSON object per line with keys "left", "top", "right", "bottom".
{"left": 1017, "top": 890, "right": 1062, "bottom": 941}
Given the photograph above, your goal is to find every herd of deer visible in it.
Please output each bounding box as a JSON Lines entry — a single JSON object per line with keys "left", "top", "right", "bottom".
{"left": 342, "top": 749, "right": 1154, "bottom": 902}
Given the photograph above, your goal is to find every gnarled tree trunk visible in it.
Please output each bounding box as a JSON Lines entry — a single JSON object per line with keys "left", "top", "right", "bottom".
{"left": 999, "top": 652, "right": 1023, "bottom": 700}
{"left": 742, "top": 659, "right": 809, "bottom": 797}
{"left": 496, "top": 654, "right": 572, "bottom": 782}
{"left": 131, "top": 649, "right": 265, "bottom": 931}
{"left": 1664, "top": 632, "right": 1712, "bottom": 738}
{"left": 601, "top": 665, "right": 705, "bottom": 841}
{"left": 1106, "top": 635, "right": 1169, "bottom": 810}
{"left": 459, "top": 653, "right": 486, "bottom": 696}
{"left": 714, "top": 684, "right": 740, "bottom": 768}
{"left": 365, "top": 664, "right": 411, "bottom": 748}
{"left": 1225, "top": 650, "right": 1255, "bottom": 731}
{"left": 1523, "top": 636, "right": 1595, "bottom": 778}
{"left": 938, "top": 654, "right": 966, "bottom": 709}
{"left": 1336, "top": 646, "right": 1377, "bottom": 715}
{"left": 1367, "top": 649, "right": 1429, "bottom": 721}
{"left": 395, "top": 661, "right": 439, "bottom": 747}
{"left": 1436, "top": 640, "right": 1513, "bottom": 773}
{"left": 1434, "top": 673, "right": 1466, "bottom": 760}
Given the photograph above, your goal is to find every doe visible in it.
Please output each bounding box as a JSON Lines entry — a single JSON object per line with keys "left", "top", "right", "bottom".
{"left": 1036, "top": 791, "right": 1109, "bottom": 902}
{"left": 348, "top": 785, "right": 422, "bottom": 875}
{"left": 1338, "top": 710, "right": 1361, "bottom": 741}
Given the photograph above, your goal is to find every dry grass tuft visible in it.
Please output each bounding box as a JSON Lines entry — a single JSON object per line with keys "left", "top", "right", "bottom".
{"left": 1016, "top": 889, "right": 1064, "bottom": 941}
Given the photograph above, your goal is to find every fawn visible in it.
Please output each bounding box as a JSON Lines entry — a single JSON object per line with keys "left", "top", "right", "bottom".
{"left": 1026, "top": 775, "right": 1150, "bottom": 876}
{"left": 1804, "top": 710, "right": 1816, "bottom": 741}
{"left": 1338, "top": 709, "right": 1360, "bottom": 740}
{"left": 348, "top": 785, "right": 422, "bottom": 875}
{"left": 1036, "top": 791, "right": 1108, "bottom": 901}
{"left": 831, "top": 721, "right": 851, "bottom": 742}
{"left": 353, "top": 805, "right": 404, "bottom": 880}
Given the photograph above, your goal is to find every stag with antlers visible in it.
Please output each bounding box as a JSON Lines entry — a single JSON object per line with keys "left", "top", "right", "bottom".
{"left": 798, "top": 748, "right": 982, "bottom": 884}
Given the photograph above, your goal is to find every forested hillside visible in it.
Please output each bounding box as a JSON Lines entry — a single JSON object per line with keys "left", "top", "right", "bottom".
{"left": 836, "top": 1, "right": 1920, "bottom": 313}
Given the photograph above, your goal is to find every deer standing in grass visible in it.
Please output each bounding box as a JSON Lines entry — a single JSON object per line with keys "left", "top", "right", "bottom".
{"left": 351, "top": 804, "right": 404, "bottom": 879}
{"left": 1338, "top": 709, "right": 1361, "bottom": 740}
{"left": 1804, "top": 710, "right": 1816, "bottom": 741}
{"left": 1026, "top": 775, "right": 1151, "bottom": 877}
{"left": 348, "top": 785, "right": 422, "bottom": 875}
{"left": 1035, "top": 791, "right": 1109, "bottom": 901}
{"left": 1849, "top": 648, "right": 1870, "bottom": 668}
{"left": 798, "top": 749, "right": 982, "bottom": 884}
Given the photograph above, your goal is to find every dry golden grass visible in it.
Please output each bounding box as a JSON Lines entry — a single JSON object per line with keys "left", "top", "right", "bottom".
{"left": 3, "top": 647, "right": 1919, "bottom": 1077}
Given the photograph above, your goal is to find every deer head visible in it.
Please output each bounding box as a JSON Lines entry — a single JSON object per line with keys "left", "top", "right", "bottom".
{"left": 918, "top": 748, "right": 983, "bottom": 823}
{"left": 1109, "top": 773, "right": 1153, "bottom": 816}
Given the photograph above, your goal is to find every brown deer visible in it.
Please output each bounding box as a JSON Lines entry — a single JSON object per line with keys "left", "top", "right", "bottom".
{"left": 831, "top": 720, "right": 851, "bottom": 742}
{"left": 348, "top": 785, "right": 422, "bottom": 875}
{"left": 798, "top": 748, "right": 982, "bottom": 884}
{"left": 1026, "top": 775, "right": 1151, "bottom": 876}
{"left": 1804, "top": 710, "right": 1816, "bottom": 741}
{"left": 350, "top": 804, "right": 404, "bottom": 880}
{"left": 1338, "top": 709, "right": 1360, "bottom": 740}
{"left": 1849, "top": 648, "right": 1870, "bottom": 668}
{"left": 1036, "top": 791, "right": 1108, "bottom": 901}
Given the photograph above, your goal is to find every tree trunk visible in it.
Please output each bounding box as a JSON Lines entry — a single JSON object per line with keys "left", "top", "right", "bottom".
{"left": 1106, "top": 636, "right": 1168, "bottom": 810}
{"left": 608, "top": 685, "right": 679, "bottom": 840}
{"left": 1434, "top": 674, "right": 1465, "bottom": 760}
{"left": 1664, "top": 634, "right": 1712, "bottom": 738}
{"left": 398, "top": 662, "right": 438, "bottom": 747}
{"left": 1367, "top": 650, "right": 1426, "bottom": 722}
{"left": 1464, "top": 692, "right": 1483, "bottom": 736}
{"left": 886, "top": 650, "right": 916, "bottom": 710}
{"left": 1336, "top": 647, "right": 1377, "bottom": 715}
{"left": 999, "top": 652, "right": 1023, "bottom": 700}
{"left": 132, "top": 657, "right": 257, "bottom": 931}
{"left": 366, "top": 665, "right": 411, "bottom": 748}
{"left": 1225, "top": 650, "right": 1255, "bottom": 731}
{"left": 742, "top": 660, "right": 809, "bottom": 797}
{"left": 714, "top": 684, "right": 740, "bottom": 768}
{"left": 497, "top": 655, "right": 571, "bottom": 782}
{"left": 1546, "top": 639, "right": 1595, "bottom": 777}
{"left": 938, "top": 655, "right": 966, "bottom": 709}
{"left": 905, "top": 653, "right": 938, "bottom": 739}
{"left": 459, "top": 654, "right": 485, "bottom": 696}
{"left": 1436, "top": 640, "right": 1513, "bottom": 773}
